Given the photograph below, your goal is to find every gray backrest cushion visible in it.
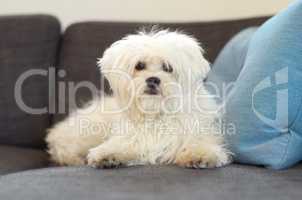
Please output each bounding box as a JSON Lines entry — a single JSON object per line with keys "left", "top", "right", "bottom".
{"left": 54, "top": 17, "right": 269, "bottom": 122}
{"left": 0, "top": 15, "right": 60, "bottom": 148}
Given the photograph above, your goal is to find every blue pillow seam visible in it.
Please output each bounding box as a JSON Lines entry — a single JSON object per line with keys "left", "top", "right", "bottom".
{"left": 288, "top": 99, "right": 302, "bottom": 128}
{"left": 277, "top": 99, "right": 302, "bottom": 168}
{"left": 276, "top": 132, "right": 291, "bottom": 168}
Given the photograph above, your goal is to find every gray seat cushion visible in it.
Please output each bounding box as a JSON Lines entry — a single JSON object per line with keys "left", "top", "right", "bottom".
{"left": 0, "top": 15, "right": 60, "bottom": 148}
{"left": 0, "top": 164, "right": 301, "bottom": 200}
{"left": 0, "top": 145, "right": 49, "bottom": 175}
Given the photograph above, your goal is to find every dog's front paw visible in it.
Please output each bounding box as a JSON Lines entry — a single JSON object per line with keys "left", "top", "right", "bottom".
{"left": 86, "top": 148, "right": 124, "bottom": 169}
{"left": 175, "top": 145, "right": 232, "bottom": 169}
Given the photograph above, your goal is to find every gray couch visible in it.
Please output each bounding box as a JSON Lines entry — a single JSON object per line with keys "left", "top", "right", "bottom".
{"left": 0, "top": 14, "right": 301, "bottom": 200}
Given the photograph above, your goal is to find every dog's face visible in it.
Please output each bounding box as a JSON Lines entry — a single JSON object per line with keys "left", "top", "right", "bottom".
{"left": 129, "top": 56, "right": 180, "bottom": 115}
{"left": 99, "top": 30, "right": 210, "bottom": 117}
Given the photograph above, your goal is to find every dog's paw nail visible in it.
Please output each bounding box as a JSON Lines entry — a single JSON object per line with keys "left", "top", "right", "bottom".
{"left": 87, "top": 152, "right": 125, "bottom": 169}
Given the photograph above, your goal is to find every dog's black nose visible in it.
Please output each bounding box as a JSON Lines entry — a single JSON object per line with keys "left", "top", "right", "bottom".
{"left": 146, "top": 77, "right": 161, "bottom": 86}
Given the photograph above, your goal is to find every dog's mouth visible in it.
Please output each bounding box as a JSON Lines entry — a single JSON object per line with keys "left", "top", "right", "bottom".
{"left": 144, "top": 88, "right": 161, "bottom": 95}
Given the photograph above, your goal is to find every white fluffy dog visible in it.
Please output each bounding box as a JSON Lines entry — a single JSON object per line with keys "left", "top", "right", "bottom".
{"left": 46, "top": 29, "right": 232, "bottom": 169}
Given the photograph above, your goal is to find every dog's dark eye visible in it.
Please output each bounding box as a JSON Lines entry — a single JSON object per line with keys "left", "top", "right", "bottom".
{"left": 163, "top": 63, "right": 173, "bottom": 73}
{"left": 135, "top": 62, "right": 146, "bottom": 71}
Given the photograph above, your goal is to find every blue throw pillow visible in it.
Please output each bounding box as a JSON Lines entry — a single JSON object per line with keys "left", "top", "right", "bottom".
{"left": 207, "top": 0, "right": 302, "bottom": 169}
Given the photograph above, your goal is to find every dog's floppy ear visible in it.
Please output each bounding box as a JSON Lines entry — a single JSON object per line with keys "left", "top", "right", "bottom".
{"left": 184, "top": 43, "right": 211, "bottom": 82}
{"left": 97, "top": 63, "right": 113, "bottom": 95}
{"left": 97, "top": 44, "right": 122, "bottom": 95}
{"left": 97, "top": 44, "right": 134, "bottom": 102}
{"left": 157, "top": 31, "right": 211, "bottom": 83}
{"left": 177, "top": 33, "right": 210, "bottom": 81}
{"left": 97, "top": 49, "right": 115, "bottom": 94}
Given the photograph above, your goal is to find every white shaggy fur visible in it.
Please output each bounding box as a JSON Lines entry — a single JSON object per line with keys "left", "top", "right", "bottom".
{"left": 46, "top": 29, "right": 232, "bottom": 169}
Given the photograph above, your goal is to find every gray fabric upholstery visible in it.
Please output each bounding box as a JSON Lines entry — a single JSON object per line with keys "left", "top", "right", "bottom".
{"left": 0, "top": 164, "right": 301, "bottom": 200}
{"left": 54, "top": 17, "right": 269, "bottom": 122}
{"left": 0, "top": 145, "right": 49, "bottom": 175}
{"left": 0, "top": 15, "right": 61, "bottom": 148}
{"left": 2, "top": 15, "right": 301, "bottom": 200}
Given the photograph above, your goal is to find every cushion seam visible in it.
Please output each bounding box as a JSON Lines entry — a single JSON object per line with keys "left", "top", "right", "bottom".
{"left": 277, "top": 100, "right": 302, "bottom": 168}
{"left": 288, "top": 98, "right": 302, "bottom": 128}
{"left": 277, "top": 132, "right": 291, "bottom": 168}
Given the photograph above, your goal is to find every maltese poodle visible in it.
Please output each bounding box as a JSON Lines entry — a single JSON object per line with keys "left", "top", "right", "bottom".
{"left": 46, "top": 29, "right": 232, "bottom": 169}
